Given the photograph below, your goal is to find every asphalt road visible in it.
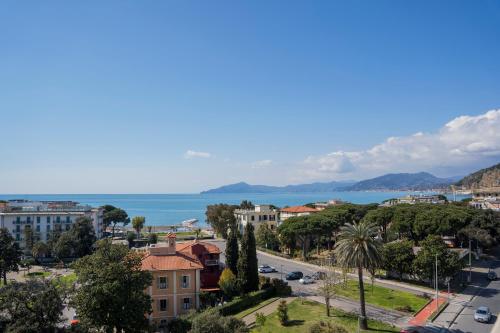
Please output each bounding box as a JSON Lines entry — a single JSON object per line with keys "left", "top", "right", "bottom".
{"left": 449, "top": 259, "right": 500, "bottom": 333}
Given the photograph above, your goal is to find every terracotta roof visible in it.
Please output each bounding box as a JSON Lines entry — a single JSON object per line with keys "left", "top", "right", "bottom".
{"left": 141, "top": 251, "right": 203, "bottom": 271}
{"left": 176, "top": 240, "right": 221, "bottom": 254}
{"left": 166, "top": 233, "right": 177, "bottom": 238}
{"left": 280, "top": 206, "right": 318, "bottom": 213}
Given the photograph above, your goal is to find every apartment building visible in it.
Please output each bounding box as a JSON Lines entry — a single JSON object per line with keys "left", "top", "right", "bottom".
{"left": 234, "top": 204, "right": 278, "bottom": 233}
{"left": 141, "top": 234, "right": 204, "bottom": 329}
{"left": 0, "top": 200, "right": 104, "bottom": 249}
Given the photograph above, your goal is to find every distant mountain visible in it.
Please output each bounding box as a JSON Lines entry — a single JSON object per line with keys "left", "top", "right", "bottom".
{"left": 455, "top": 163, "right": 500, "bottom": 189}
{"left": 201, "top": 181, "right": 355, "bottom": 194}
{"left": 342, "top": 172, "right": 455, "bottom": 191}
{"left": 201, "top": 172, "right": 457, "bottom": 193}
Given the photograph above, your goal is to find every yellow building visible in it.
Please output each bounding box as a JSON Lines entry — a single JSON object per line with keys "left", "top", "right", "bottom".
{"left": 141, "top": 234, "right": 203, "bottom": 328}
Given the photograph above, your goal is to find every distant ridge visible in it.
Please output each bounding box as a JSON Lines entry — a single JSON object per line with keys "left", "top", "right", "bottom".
{"left": 201, "top": 172, "right": 456, "bottom": 194}
{"left": 455, "top": 162, "right": 500, "bottom": 189}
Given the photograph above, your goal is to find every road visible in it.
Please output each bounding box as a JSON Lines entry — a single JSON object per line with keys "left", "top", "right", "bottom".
{"left": 448, "top": 258, "right": 500, "bottom": 333}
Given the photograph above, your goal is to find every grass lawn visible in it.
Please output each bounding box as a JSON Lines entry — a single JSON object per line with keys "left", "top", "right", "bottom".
{"left": 333, "top": 280, "right": 428, "bottom": 314}
{"left": 251, "top": 299, "right": 399, "bottom": 333}
{"left": 53, "top": 272, "right": 77, "bottom": 289}
{"left": 27, "top": 271, "right": 51, "bottom": 278}
{"left": 234, "top": 297, "right": 279, "bottom": 319}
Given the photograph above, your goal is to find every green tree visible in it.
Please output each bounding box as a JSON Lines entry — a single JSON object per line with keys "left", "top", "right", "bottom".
{"left": 0, "top": 228, "right": 22, "bottom": 285}
{"left": 102, "top": 205, "right": 129, "bottom": 238}
{"left": 277, "top": 300, "right": 289, "bottom": 326}
{"left": 255, "top": 224, "right": 279, "bottom": 250}
{"left": 132, "top": 216, "right": 146, "bottom": 238}
{"left": 147, "top": 232, "right": 158, "bottom": 244}
{"left": 362, "top": 207, "right": 394, "bottom": 242}
{"left": 127, "top": 231, "right": 136, "bottom": 248}
{"left": 255, "top": 312, "right": 266, "bottom": 327}
{"left": 53, "top": 232, "right": 74, "bottom": 260}
{"left": 71, "top": 216, "right": 96, "bottom": 258}
{"left": 237, "top": 223, "right": 259, "bottom": 293}
{"left": 381, "top": 240, "right": 415, "bottom": 280}
{"left": 240, "top": 200, "right": 255, "bottom": 210}
{"left": 205, "top": 204, "right": 238, "bottom": 238}
{"left": 218, "top": 268, "right": 238, "bottom": 299}
{"left": 0, "top": 279, "right": 64, "bottom": 333}
{"left": 225, "top": 226, "right": 239, "bottom": 275}
{"left": 23, "top": 226, "right": 35, "bottom": 253}
{"left": 189, "top": 310, "right": 248, "bottom": 333}
{"left": 20, "top": 258, "right": 36, "bottom": 275}
{"left": 334, "top": 221, "right": 382, "bottom": 330}
{"left": 413, "top": 235, "right": 463, "bottom": 285}
{"left": 278, "top": 216, "right": 322, "bottom": 260}
{"left": 32, "top": 241, "right": 49, "bottom": 262}
{"left": 72, "top": 241, "right": 152, "bottom": 333}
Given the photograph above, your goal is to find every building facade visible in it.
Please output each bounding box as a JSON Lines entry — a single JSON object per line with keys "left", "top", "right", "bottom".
{"left": 0, "top": 200, "right": 104, "bottom": 249}
{"left": 279, "top": 205, "right": 319, "bottom": 222}
{"left": 470, "top": 187, "right": 500, "bottom": 211}
{"left": 234, "top": 204, "right": 278, "bottom": 233}
{"left": 141, "top": 234, "right": 204, "bottom": 329}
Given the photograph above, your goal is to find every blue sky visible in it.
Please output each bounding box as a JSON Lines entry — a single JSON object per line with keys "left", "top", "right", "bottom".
{"left": 1, "top": 1, "right": 499, "bottom": 193}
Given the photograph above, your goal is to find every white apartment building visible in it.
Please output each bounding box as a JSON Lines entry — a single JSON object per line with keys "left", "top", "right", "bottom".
{"left": 279, "top": 205, "right": 319, "bottom": 222}
{"left": 234, "top": 204, "right": 278, "bottom": 233}
{"left": 0, "top": 200, "right": 104, "bottom": 249}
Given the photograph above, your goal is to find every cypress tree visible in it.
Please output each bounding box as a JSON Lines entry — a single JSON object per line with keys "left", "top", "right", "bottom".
{"left": 237, "top": 223, "right": 259, "bottom": 293}
{"left": 225, "top": 226, "right": 239, "bottom": 276}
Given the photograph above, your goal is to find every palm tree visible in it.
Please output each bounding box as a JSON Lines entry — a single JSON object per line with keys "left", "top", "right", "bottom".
{"left": 334, "top": 220, "right": 382, "bottom": 330}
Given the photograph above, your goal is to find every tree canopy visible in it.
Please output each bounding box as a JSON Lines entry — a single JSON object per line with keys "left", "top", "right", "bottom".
{"left": 0, "top": 228, "right": 22, "bottom": 285}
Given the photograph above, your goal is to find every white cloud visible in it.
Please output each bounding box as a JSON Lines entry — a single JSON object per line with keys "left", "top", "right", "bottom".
{"left": 299, "top": 109, "right": 500, "bottom": 180}
{"left": 251, "top": 159, "right": 273, "bottom": 169}
{"left": 184, "top": 150, "right": 212, "bottom": 159}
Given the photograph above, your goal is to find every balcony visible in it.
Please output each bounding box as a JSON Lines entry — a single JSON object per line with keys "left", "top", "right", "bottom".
{"left": 205, "top": 259, "right": 219, "bottom": 266}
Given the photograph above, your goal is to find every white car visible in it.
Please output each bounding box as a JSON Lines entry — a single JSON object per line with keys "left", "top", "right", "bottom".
{"left": 258, "top": 265, "right": 276, "bottom": 273}
{"left": 474, "top": 306, "right": 491, "bottom": 323}
{"left": 299, "top": 275, "right": 314, "bottom": 284}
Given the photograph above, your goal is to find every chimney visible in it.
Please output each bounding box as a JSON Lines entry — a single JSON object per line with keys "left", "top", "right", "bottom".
{"left": 148, "top": 233, "right": 177, "bottom": 255}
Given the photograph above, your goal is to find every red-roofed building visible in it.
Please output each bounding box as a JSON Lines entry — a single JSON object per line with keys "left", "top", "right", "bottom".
{"left": 280, "top": 205, "right": 319, "bottom": 222}
{"left": 141, "top": 234, "right": 223, "bottom": 328}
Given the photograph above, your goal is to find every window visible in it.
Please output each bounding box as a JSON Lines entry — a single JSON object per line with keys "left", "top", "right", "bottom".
{"left": 251, "top": 216, "right": 255, "bottom": 221}
{"left": 160, "top": 319, "right": 167, "bottom": 327}
{"left": 16, "top": 217, "right": 20, "bottom": 224}
{"left": 263, "top": 215, "right": 268, "bottom": 220}
{"left": 183, "top": 298, "right": 191, "bottom": 310}
{"left": 66, "top": 216, "right": 70, "bottom": 223}
{"left": 158, "top": 276, "right": 167, "bottom": 289}
{"left": 56, "top": 216, "right": 61, "bottom": 223}
{"left": 47, "top": 216, "right": 51, "bottom": 223}
{"left": 27, "top": 217, "right": 31, "bottom": 224}
{"left": 158, "top": 299, "right": 167, "bottom": 312}
{"left": 181, "top": 275, "right": 190, "bottom": 288}
{"left": 36, "top": 225, "right": 40, "bottom": 232}
{"left": 16, "top": 234, "right": 20, "bottom": 241}
{"left": 36, "top": 216, "right": 40, "bottom": 223}
{"left": 16, "top": 225, "right": 20, "bottom": 232}
{"left": 47, "top": 225, "right": 51, "bottom": 232}
{"left": 65, "top": 224, "right": 71, "bottom": 231}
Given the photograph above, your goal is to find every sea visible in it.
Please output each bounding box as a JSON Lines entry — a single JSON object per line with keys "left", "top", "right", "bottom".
{"left": 0, "top": 192, "right": 469, "bottom": 227}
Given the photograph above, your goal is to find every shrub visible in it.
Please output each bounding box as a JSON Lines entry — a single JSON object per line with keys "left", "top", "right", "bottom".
{"left": 395, "top": 305, "right": 413, "bottom": 313}
{"left": 219, "top": 268, "right": 238, "bottom": 299}
{"left": 309, "top": 322, "right": 348, "bottom": 333}
{"left": 190, "top": 310, "right": 248, "bottom": 333}
{"left": 217, "top": 288, "right": 275, "bottom": 316}
{"left": 255, "top": 312, "right": 266, "bottom": 327}
{"left": 259, "top": 275, "right": 271, "bottom": 289}
{"left": 167, "top": 317, "right": 191, "bottom": 333}
{"left": 271, "top": 278, "right": 292, "bottom": 296}
{"left": 277, "top": 300, "right": 288, "bottom": 326}
{"left": 309, "top": 323, "right": 323, "bottom": 333}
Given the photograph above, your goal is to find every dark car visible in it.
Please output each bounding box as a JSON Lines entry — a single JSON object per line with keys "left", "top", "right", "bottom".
{"left": 487, "top": 271, "right": 497, "bottom": 281}
{"left": 285, "top": 271, "right": 303, "bottom": 280}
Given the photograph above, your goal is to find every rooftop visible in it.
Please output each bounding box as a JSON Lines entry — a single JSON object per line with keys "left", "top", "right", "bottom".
{"left": 280, "top": 206, "right": 318, "bottom": 213}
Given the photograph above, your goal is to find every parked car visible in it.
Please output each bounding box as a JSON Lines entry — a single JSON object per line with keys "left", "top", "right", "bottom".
{"left": 399, "top": 329, "right": 418, "bottom": 333}
{"left": 299, "top": 275, "right": 314, "bottom": 284}
{"left": 474, "top": 306, "right": 491, "bottom": 323}
{"left": 487, "top": 271, "right": 497, "bottom": 281}
{"left": 312, "top": 271, "right": 326, "bottom": 280}
{"left": 285, "top": 271, "right": 303, "bottom": 280}
{"left": 258, "top": 264, "right": 277, "bottom": 273}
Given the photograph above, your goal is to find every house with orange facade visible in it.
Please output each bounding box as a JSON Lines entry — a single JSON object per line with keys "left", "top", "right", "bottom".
{"left": 140, "top": 234, "right": 222, "bottom": 328}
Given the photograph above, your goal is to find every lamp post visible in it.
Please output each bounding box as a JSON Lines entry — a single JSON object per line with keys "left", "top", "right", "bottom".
{"left": 468, "top": 239, "right": 472, "bottom": 283}
{"left": 435, "top": 254, "right": 439, "bottom": 313}
{"left": 281, "top": 264, "right": 284, "bottom": 281}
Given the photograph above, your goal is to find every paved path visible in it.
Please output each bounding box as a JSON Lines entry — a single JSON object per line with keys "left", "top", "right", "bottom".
{"left": 241, "top": 297, "right": 296, "bottom": 326}
{"left": 409, "top": 297, "right": 446, "bottom": 326}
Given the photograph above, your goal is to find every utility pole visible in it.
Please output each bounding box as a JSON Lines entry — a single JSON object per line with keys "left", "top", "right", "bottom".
{"left": 435, "top": 254, "right": 439, "bottom": 313}
{"left": 468, "top": 239, "right": 472, "bottom": 283}
{"left": 281, "top": 264, "right": 283, "bottom": 281}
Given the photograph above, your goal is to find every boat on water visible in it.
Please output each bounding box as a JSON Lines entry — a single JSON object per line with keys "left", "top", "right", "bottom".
{"left": 181, "top": 218, "right": 198, "bottom": 229}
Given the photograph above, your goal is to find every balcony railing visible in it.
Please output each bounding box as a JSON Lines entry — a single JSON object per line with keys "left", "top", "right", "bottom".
{"left": 205, "top": 259, "right": 219, "bottom": 266}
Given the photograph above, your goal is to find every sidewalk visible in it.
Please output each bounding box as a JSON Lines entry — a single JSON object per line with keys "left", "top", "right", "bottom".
{"left": 408, "top": 297, "right": 446, "bottom": 326}
{"left": 431, "top": 283, "right": 481, "bottom": 328}
{"left": 241, "top": 297, "right": 296, "bottom": 326}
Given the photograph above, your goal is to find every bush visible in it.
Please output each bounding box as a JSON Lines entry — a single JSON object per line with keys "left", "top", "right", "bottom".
{"left": 255, "top": 312, "right": 266, "bottom": 327}
{"left": 190, "top": 310, "right": 248, "bottom": 333}
{"left": 259, "top": 276, "right": 271, "bottom": 289}
{"left": 395, "top": 305, "right": 413, "bottom": 313}
{"left": 271, "top": 278, "right": 292, "bottom": 296}
{"left": 309, "top": 323, "right": 323, "bottom": 333}
{"left": 167, "top": 317, "right": 191, "bottom": 333}
{"left": 219, "top": 268, "right": 238, "bottom": 300}
{"left": 217, "top": 288, "right": 275, "bottom": 316}
{"left": 309, "top": 322, "right": 348, "bottom": 333}
{"left": 277, "top": 300, "right": 288, "bottom": 326}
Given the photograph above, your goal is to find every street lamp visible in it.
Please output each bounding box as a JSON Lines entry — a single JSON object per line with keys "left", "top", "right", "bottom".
{"left": 281, "top": 264, "right": 284, "bottom": 280}
{"left": 435, "top": 254, "right": 439, "bottom": 313}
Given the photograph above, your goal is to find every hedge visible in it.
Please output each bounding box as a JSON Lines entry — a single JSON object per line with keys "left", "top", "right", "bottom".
{"left": 217, "top": 288, "right": 276, "bottom": 316}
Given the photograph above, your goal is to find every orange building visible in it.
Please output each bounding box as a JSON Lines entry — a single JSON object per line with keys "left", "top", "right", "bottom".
{"left": 141, "top": 234, "right": 203, "bottom": 328}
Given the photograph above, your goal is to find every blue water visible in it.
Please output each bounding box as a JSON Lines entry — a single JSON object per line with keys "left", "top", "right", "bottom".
{"left": 0, "top": 192, "right": 469, "bottom": 227}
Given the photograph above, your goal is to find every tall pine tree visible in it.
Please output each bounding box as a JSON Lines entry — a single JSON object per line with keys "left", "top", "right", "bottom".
{"left": 237, "top": 223, "right": 259, "bottom": 293}
{"left": 225, "top": 225, "right": 239, "bottom": 276}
